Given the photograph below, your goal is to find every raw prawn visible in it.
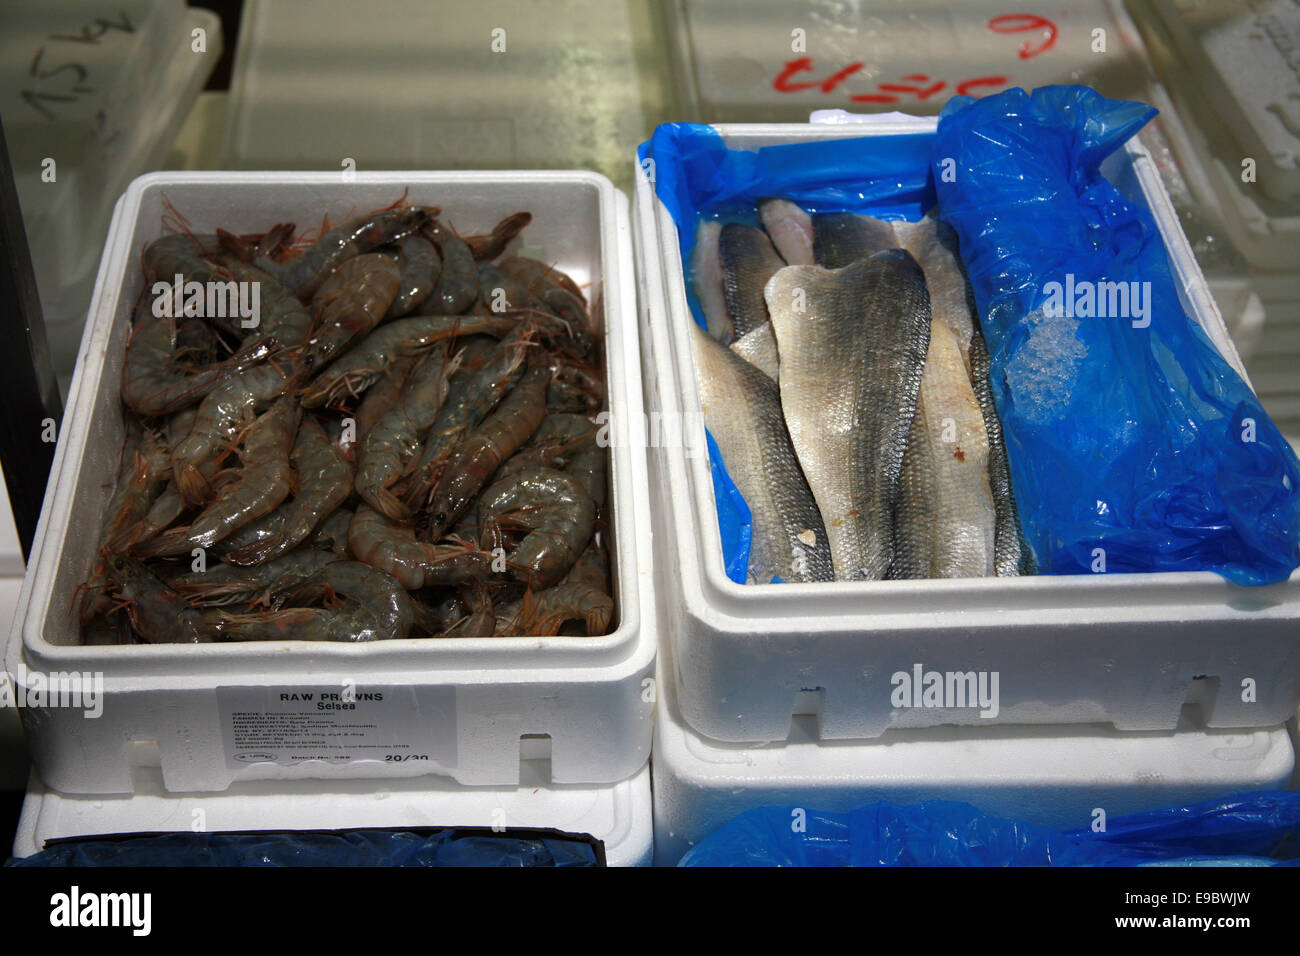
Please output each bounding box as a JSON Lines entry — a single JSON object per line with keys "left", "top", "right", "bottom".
{"left": 348, "top": 505, "right": 495, "bottom": 590}
{"left": 224, "top": 416, "right": 353, "bottom": 565}
{"left": 478, "top": 466, "right": 596, "bottom": 590}
{"left": 142, "top": 397, "right": 299, "bottom": 555}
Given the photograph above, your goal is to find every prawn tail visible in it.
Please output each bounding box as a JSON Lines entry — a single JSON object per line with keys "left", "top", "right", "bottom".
{"left": 370, "top": 485, "right": 412, "bottom": 523}
{"left": 133, "top": 527, "right": 190, "bottom": 560}
{"left": 175, "top": 463, "right": 211, "bottom": 506}
{"left": 586, "top": 601, "right": 613, "bottom": 636}
{"left": 216, "top": 228, "right": 257, "bottom": 262}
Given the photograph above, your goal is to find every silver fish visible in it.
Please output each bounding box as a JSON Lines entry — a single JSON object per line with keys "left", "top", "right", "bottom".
{"left": 759, "top": 198, "right": 814, "bottom": 265}
{"left": 765, "top": 250, "right": 931, "bottom": 580}
{"left": 811, "top": 213, "right": 896, "bottom": 269}
{"left": 691, "top": 220, "right": 734, "bottom": 343}
{"left": 892, "top": 211, "right": 976, "bottom": 369}
{"left": 719, "top": 223, "right": 786, "bottom": 339}
{"left": 730, "top": 323, "right": 780, "bottom": 381}
{"left": 690, "top": 322, "right": 833, "bottom": 584}
{"left": 969, "top": 329, "right": 1032, "bottom": 575}
{"left": 892, "top": 318, "right": 995, "bottom": 578}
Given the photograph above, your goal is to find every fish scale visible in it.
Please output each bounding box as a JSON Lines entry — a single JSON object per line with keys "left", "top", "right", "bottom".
{"left": 970, "top": 328, "right": 1031, "bottom": 575}
{"left": 812, "top": 213, "right": 896, "bottom": 270}
{"left": 719, "top": 223, "right": 786, "bottom": 339}
{"left": 892, "top": 212, "right": 977, "bottom": 370}
{"left": 892, "top": 317, "right": 995, "bottom": 578}
{"left": 730, "top": 323, "right": 779, "bottom": 381}
{"left": 766, "top": 250, "right": 931, "bottom": 581}
{"left": 690, "top": 322, "right": 833, "bottom": 584}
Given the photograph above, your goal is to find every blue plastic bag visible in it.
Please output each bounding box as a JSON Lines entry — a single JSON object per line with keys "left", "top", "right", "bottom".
{"left": 6, "top": 828, "right": 603, "bottom": 867}
{"left": 932, "top": 86, "right": 1300, "bottom": 585}
{"left": 678, "top": 791, "right": 1300, "bottom": 867}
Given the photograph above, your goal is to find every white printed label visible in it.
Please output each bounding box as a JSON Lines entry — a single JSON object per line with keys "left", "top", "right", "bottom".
{"left": 217, "top": 685, "right": 456, "bottom": 769}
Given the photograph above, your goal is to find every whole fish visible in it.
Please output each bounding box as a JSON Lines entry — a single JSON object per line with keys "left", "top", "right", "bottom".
{"left": 690, "top": 322, "right": 833, "bottom": 584}
{"left": 719, "top": 223, "right": 785, "bottom": 339}
{"left": 811, "top": 213, "right": 895, "bottom": 269}
{"left": 759, "top": 198, "right": 814, "bottom": 265}
{"left": 765, "top": 250, "right": 931, "bottom": 580}
{"left": 969, "top": 328, "right": 1032, "bottom": 575}
{"left": 691, "top": 220, "right": 733, "bottom": 343}
{"left": 892, "top": 318, "right": 995, "bottom": 578}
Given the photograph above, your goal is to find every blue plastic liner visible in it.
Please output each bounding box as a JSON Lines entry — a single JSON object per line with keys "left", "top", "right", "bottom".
{"left": 641, "top": 94, "right": 1300, "bottom": 585}
{"left": 6, "top": 828, "right": 603, "bottom": 867}
{"left": 678, "top": 791, "right": 1300, "bottom": 867}
{"left": 932, "top": 86, "right": 1300, "bottom": 585}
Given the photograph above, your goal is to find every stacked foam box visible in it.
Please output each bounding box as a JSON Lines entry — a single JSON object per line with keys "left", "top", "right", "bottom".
{"left": 632, "top": 121, "right": 1299, "bottom": 865}
{"left": 5, "top": 171, "right": 656, "bottom": 865}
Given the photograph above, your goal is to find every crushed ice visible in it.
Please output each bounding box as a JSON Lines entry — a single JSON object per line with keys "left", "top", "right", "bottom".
{"left": 1004, "top": 307, "right": 1089, "bottom": 425}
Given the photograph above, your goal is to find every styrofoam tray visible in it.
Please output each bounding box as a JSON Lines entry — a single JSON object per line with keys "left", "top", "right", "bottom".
{"left": 2, "top": 1, "right": 222, "bottom": 378}
{"left": 220, "top": 0, "right": 655, "bottom": 195}
{"left": 5, "top": 170, "right": 656, "bottom": 794}
{"left": 13, "top": 761, "right": 652, "bottom": 867}
{"left": 633, "top": 119, "right": 1300, "bottom": 744}
{"left": 651, "top": 643, "right": 1295, "bottom": 867}
{"left": 663, "top": 0, "right": 1158, "bottom": 124}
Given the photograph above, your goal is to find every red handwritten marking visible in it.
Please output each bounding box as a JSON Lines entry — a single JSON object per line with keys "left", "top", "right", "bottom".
{"left": 955, "top": 75, "right": 1009, "bottom": 96}
{"left": 877, "top": 79, "right": 947, "bottom": 99}
{"left": 819, "top": 61, "right": 865, "bottom": 93}
{"left": 772, "top": 57, "right": 818, "bottom": 93}
{"left": 987, "top": 13, "right": 1058, "bottom": 59}
{"left": 770, "top": 57, "right": 1012, "bottom": 103}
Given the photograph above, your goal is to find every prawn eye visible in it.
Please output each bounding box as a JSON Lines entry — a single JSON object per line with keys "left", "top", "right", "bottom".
{"left": 435, "top": 512, "right": 447, "bottom": 525}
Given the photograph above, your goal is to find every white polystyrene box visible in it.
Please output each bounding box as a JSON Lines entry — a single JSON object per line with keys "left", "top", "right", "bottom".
{"left": 13, "top": 761, "right": 653, "bottom": 867}
{"left": 5, "top": 170, "right": 656, "bottom": 794}
{"left": 633, "top": 119, "right": 1300, "bottom": 744}
{"left": 651, "top": 645, "right": 1295, "bottom": 867}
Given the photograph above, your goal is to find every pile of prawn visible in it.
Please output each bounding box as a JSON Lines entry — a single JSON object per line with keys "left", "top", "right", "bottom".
{"left": 78, "top": 198, "right": 613, "bottom": 644}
